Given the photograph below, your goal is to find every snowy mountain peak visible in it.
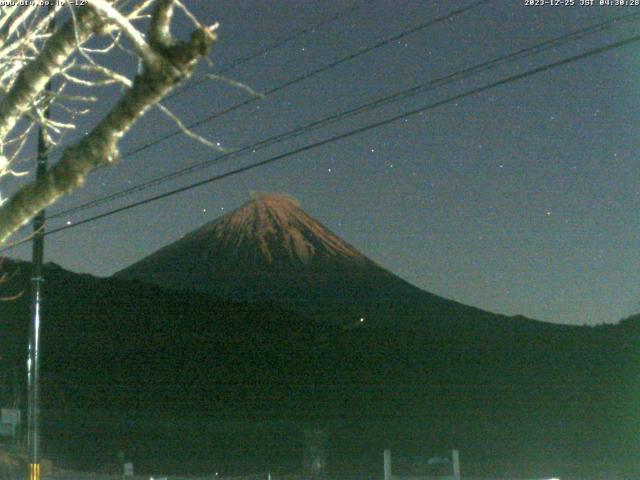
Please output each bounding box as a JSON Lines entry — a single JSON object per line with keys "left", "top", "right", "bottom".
{"left": 207, "top": 192, "right": 366, "bottom": 265}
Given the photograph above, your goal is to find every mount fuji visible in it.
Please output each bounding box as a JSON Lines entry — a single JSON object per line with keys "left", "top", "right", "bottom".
{"left": 116, "top": 192, "right": 536, "bottom": 329}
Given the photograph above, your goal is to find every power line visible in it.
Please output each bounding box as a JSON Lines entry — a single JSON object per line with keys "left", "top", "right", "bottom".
{"left": 163, "top": 1, "right": 370, "bottom": 102}
{"left": 2, "top": 31, "right": 635, "bottom": 252}
{"left": 118, "top": 0, "right": 491, "bottom": 159}
{"left": 48, "top": 10, "right": 640, "bottom": 220}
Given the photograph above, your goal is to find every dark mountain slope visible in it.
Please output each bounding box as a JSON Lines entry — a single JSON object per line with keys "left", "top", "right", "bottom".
{"left": 0, "top": 258, "right": 637, "bottom": 477}
{"left": 1, "top": 189, "right": 639, "bottom": 479}
{"left": 0, "top": 259, "right": 334, "bottom": 412}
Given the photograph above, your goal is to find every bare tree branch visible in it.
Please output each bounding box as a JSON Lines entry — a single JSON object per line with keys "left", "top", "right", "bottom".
{"left": 0, "top": 2, "right": 218, "bottom": 244}
{"left": 88, "top": 0, "right": 165, "bottom": 69}
{"left": 149, "top": 0, "right": 175, "bottom": 50}
{"left": 0, "top": 9, "right": 102, "bottom": 155}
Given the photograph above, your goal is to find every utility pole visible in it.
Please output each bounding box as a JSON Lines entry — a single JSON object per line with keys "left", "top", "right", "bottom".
{"left": 27, "top": 8, "right": 54, "bottom": 480}
{"left": 27, "top": 95, "right": 48, "bottom": 480}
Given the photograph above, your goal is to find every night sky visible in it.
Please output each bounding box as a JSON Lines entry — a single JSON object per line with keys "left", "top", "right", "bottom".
{"left": 6, "top": 0, "right": 640, "bottom": 326}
